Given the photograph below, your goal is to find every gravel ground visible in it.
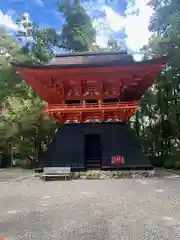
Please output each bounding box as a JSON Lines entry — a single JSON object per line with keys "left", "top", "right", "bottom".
{"left": 0, "top": 168, "right": 33, "bottom": 182}
{"left": 0, "top": 170, "right": 180, "bottom": 239}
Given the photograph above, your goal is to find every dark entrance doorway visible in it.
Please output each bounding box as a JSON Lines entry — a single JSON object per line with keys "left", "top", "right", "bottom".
{"left": 84, "top": 134, "right": 102, "bottom": 170}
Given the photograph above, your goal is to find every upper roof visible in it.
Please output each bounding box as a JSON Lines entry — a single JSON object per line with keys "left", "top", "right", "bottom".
{"left": 54, "top": 50, "right": 128, "bottom": 57}
{"left": 13, "top": 50, "right": 167, "bottom": 70}
{"left": 48, "top": 50, "right": 135, "bottom": 66}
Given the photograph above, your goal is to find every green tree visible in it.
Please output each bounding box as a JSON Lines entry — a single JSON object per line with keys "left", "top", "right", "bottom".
{"left": 134, "top": 0, "right": 180, "bottom": 167}
{"left": 1, "top": 95, "right": 57, "bottom": 165}
{"left": 16, "top": 14, "right": 59, "bottom": 65}
{"left": 0, "top": 27, "right": 32, "bottom": 99}
{"left": 107, "top": 38, "right": 125, "bottom": 51}
{"left": 57, "top": 0, "right": 96, "bottom": 51}
{"left": 0, "top": 24, "right": 58, "bottom": 167}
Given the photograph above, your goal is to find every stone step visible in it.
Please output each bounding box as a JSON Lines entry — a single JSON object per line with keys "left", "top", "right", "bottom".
{"left": 87, "top": 163, "right": 101, "bottom": 166}
{"left": 87, "top": 161, "right": 101, "bottom": 164}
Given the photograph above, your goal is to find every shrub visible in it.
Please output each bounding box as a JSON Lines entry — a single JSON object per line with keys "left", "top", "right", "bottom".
{"left": 149, "top": 156, "right": 167, "bottom": 167}
{"left": 174, "top": 161, "right": 180, "bottom": 169}
{"left": 170, "top": 154, "right": 180, "bottom": 163}
{"left": 164, "top": 154, "right": 179, "bottom": 169}
{"left": 71, "top": 172, "right": 80, "bottom": 179}
{"left": 164, "top": 159, "right": 174, "bottom": 169}
{"left": 163, "top": 152, "right": 180, "bottom": 169}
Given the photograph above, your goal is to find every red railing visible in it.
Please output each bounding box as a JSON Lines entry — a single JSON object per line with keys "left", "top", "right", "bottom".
{"left": 46, "top": 102, "right": 140, "bottom": 112}
{"left": 44, "top": 101, "right": 140, "bottom": 123}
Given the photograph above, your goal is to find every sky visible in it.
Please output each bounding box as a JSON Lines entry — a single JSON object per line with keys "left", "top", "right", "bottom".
{"left": 0, "top": 0, "right": 153, "bottom": 59}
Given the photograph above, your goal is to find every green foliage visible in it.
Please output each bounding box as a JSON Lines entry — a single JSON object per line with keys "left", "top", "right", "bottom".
{"left": 164, "top": 159, "right": 174, "bottom": 169}
{"left": 0, "top": 28, "right": 30, "bottom": 65}
{"left": 0, "top": 28, "right": 32, "bottom": 99}
{"left": 0, "top": 24, "right": 57, "bottom": 166}
{"left": 174, "top": 161, "right": 180, "bottom": 169}
{"left": 107, "top": 38, "right": 124, "bottom": 51}
{"left": 30, "top": 27, "right": 58, "bottom": 64}
{"left": 149, "top": 156, "right": 167, "bottom": 167}
{"left": 164, "top": 152, "right": 180, "bottom": 169}
{"left": 163, "top": 153, "right": 180, "bottom": 169}
{"left": 134, "top": 0, "right": 180, "bottom": 163}
{"left": 58, "top": 1, "right": 96, "bottom": 51}
{"left": 148, "top": 0, "right": 180, "bottom": 34}
{"left": 1, "top": 95, "right": 58, "bottom": 162}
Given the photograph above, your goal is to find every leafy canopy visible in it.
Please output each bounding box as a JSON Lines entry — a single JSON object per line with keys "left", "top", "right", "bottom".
{"left": 58, "top": 0, "right": 96, "bottom": 51}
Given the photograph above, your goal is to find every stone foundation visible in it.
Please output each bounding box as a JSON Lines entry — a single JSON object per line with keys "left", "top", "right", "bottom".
{"left": 36, "top": 170, "right": 155, "bottom": 180}
{"left": 71, "top": 170, "right": 155, "bottom": 180}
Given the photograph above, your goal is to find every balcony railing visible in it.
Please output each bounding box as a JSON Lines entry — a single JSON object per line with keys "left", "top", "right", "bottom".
{"left": 46, "top": 102, "right": 140, "bottom": 113}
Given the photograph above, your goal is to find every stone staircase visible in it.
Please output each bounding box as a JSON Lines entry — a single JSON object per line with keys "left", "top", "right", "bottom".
{"left": 86, "top": 157, "right": 101, "bottom": 170}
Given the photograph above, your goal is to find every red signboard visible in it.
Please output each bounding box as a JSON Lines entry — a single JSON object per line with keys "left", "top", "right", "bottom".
{"left": 111, "top": 155, "right": 125, "bottom": 165}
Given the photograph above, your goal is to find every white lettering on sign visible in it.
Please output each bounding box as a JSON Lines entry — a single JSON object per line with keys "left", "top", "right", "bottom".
{"left": 111, "top": 156, "right": 125, "bottom": 165}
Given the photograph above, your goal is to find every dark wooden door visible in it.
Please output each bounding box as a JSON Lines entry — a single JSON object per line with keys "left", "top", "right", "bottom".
{"left": 84, "top": 134, "right": 102, "bottom": 169}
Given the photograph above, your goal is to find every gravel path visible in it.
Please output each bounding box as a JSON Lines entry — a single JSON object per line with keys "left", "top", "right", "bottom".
{"left": 0, "top": 171, "right": 180, "bottom": 239}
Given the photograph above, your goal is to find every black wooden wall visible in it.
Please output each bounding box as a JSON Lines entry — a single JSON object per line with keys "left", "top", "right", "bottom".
{"left": 40, "top": 123, "right": 153, "bottom": 170}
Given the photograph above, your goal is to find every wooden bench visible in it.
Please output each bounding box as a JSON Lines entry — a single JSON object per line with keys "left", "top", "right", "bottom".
{"left": 41, "top": 167, "right": 71, "bottom": 181}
